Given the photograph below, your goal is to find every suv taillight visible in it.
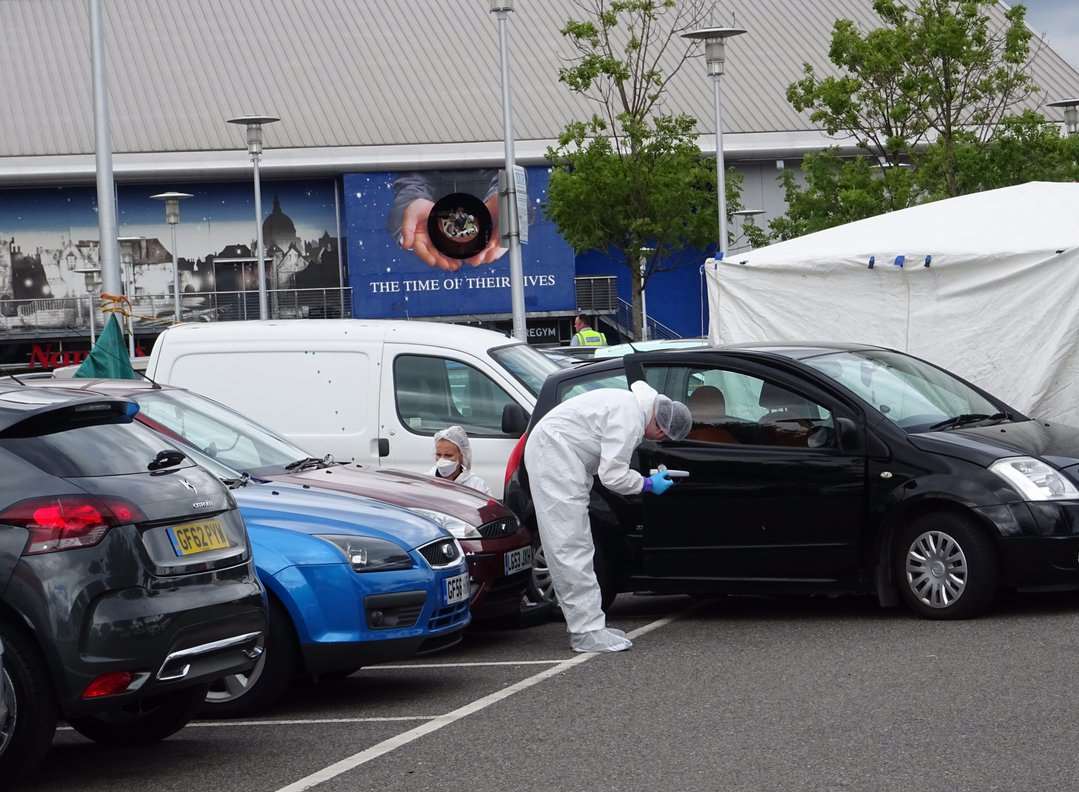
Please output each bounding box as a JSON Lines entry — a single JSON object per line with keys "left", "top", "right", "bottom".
{"left": 504, "top": 432, "right": 529, "bottom": 490}
{"left": 0, "top": 496, "right": 145, "bottom": 555}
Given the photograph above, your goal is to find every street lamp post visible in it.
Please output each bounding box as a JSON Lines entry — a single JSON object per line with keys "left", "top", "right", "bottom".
{"left": 117, "top": 235, "right": 145, "bottom": 355}
{"left": 89, "top": 0, "right": 121, "bottom": 296}
{"left": 228, "top": 116, "right": 279, "bottom": 320}
{"left": 639, "top": 246, "right": 655, "bottom": 341}
{"left": 489, "top": 0, "right": 527, "bottom": 342}
{"left": 151, "top": 192, "right": 193, "bottom": 323}
{"left": 1048, "top": 98, "right": 1079, "bottom": 137}
{"left": 682, "top": 27, "right": 746, "bottom": 258}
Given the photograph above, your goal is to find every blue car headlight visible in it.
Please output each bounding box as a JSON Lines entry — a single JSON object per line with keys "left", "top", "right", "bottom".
{"left": 315, "top": 535, "right": 414, "bottom": 572}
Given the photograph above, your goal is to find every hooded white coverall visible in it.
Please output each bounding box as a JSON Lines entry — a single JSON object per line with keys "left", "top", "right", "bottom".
{"left": 524, "top": 381, "right": 658, "bottom": 635}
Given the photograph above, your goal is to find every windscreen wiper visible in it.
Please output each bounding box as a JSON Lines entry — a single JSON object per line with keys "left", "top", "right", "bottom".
{"left": 284, "top": 456, "right": 331, "bottom": 472}
{"left": 928, "top": 412, "right": 1008, "bottom": 431}
{"left": 221, "top": 472, "right": 251, "bottom": 489}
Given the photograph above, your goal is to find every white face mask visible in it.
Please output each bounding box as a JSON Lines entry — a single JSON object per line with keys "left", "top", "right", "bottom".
{"left": 436, "top": 458, "right": 459, "bottom": 478}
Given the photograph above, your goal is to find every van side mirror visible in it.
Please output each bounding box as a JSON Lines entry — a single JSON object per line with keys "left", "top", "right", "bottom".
{"left": 836, "top": 417, "right": 862, "bottom": 451}
{"left": 501, "top": 403, "right": 530, "bottom": 437}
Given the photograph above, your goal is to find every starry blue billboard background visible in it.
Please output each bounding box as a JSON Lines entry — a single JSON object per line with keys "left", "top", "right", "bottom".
{"left": 342, "top": 167, "right": 576, "bottom": 319}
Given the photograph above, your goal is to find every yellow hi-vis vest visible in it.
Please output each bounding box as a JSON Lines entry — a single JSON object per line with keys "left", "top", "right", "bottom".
{"left": 573, "top": 328, "right": 608, "bottom": 346}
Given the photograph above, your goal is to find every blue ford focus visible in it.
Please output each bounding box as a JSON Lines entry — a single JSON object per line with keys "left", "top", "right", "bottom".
{"left": 205, "top": 476, "right": 470, "bottom": 716}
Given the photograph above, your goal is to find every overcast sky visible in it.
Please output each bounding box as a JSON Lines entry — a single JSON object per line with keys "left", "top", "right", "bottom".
{"left": 1022, "top": 0, "right": 1079, "bottom": 70}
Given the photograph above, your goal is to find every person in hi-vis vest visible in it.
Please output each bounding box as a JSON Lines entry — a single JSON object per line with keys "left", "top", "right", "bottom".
{"left": 570, "top": 314, "right": 607, "bottom": 347}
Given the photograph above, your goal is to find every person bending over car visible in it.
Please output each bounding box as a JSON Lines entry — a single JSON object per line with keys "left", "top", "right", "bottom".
{"left": 524, "top": 381, "right": 691, "bottom": 653}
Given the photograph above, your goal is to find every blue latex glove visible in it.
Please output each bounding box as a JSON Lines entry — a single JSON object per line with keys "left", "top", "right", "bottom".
{"left": 643, "top": 470, "right": 675, "bottom": 495}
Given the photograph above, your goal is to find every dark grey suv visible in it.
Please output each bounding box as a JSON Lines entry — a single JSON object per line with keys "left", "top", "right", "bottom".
{"left": 0, "top": 384, "right": 266, "bottom": 782}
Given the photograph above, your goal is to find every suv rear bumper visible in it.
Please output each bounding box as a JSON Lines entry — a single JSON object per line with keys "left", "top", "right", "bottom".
{"left": 8, "top": 553, "right": 266, "bottom": 718}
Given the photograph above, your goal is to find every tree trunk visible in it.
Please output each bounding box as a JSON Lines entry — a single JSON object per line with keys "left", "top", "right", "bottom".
{"left": 630, "top": 258, "right": 644, "bottom": 340}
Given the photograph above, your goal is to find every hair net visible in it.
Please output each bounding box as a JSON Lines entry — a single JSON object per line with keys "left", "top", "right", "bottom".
{"left": 434, "top": 425, "right": 472, "bottom": 469}
{"left": 654, "top": 395, "right": 692, "bottom": 441}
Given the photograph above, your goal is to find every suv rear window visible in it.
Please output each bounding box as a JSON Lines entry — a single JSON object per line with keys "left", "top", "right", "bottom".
{"left": 1, "top": 419, "right": 191, "bottom": 478}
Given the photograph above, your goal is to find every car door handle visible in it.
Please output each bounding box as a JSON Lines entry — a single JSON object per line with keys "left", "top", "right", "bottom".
{"left": 378, "top": 438, "right": 390, "bottom": 457}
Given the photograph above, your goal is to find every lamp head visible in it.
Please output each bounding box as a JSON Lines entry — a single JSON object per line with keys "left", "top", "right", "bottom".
{"left": 1048, "top": 98, "right": 1079, "bottom": 134}
{"left": 150, "top": 192, "right": 193, "bottom": 225}
{"left": 682, "top": 27, "right": 746, "bottom": 76}
{"left": 227, "top": 115, "right": 280, "bottom": 155}
{"left": 489, "top": 0, "right": 513, "bottom": 11}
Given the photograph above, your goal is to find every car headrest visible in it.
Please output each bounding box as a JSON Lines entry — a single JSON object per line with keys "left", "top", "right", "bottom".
{"left": 687, "top": 385, "right": 726, "bottom": 423}
{"left": 758, "top": 381, "right": 816, "bottom": 413}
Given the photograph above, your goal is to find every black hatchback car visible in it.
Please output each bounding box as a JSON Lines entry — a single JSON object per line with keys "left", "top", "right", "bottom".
{"left": 504, "top": 343, "right": 1079, "bottom": 620}
{"left": 0, "top": 384, "right": 266, "bottom": 781}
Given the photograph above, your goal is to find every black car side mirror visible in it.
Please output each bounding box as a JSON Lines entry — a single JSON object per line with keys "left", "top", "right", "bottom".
{"left": 836, "top": 417, "right": 862, "bottom": 451}
{"left": 501, "top": 403, "right": 530, "bottom": 437}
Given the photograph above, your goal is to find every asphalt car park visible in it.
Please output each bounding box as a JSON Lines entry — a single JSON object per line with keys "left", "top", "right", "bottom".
{"left": 19, "top": 590, "right": 1079, "bottom": 792}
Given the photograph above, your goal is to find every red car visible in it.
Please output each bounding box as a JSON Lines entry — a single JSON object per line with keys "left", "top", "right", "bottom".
{"left": 45, "top": 379, "right": 533, "bottom": 621}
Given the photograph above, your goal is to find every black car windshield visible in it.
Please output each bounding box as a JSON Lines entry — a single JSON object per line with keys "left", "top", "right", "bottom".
{"left": 803, "top": 349, "right": 1007, "bottom": 433}
{"left": 490, "top": 343, "right": 560, "bottom": 397}
{"left": 134, "top": 389, "right": 313, "bottom": 474}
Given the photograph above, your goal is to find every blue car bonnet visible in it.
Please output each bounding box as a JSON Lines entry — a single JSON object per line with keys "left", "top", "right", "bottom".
{"left": 233, "top": 480, "right": 446, "bottom": 549}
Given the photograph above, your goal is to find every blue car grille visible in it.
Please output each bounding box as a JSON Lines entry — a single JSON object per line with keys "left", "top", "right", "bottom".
{"left": 428, "top": 601, "right": 469, "bottom": 631}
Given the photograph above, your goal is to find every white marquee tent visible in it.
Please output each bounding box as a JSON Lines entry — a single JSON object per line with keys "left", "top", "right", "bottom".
{"left": 705, "top": 181, "right": 1079, "bottom": 425}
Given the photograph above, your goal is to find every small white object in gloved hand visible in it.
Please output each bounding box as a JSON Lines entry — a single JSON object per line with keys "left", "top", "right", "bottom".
{"left": 570, "top": 628, "right": 633, "bottom": 653}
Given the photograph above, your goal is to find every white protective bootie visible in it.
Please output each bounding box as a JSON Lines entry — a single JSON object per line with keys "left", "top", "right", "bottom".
{"left": 570, "top": 628, "right": 633, "bottom": 653}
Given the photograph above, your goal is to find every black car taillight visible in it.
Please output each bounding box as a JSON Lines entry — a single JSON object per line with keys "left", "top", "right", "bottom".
{"left": 0, "top": 495, "right": 146, "bottom": 555}
{"left": 504, "top": 432, "right": 528, "bottom": 491}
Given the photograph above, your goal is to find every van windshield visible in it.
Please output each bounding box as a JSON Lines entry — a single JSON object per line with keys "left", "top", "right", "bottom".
{"left": 133, "top": 389, "right": 316, "bottom": 475}
{"left": 489, "top": 343, "right": 560, "bottom": 397}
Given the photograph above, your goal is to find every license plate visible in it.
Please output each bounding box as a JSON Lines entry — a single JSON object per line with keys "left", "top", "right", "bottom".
{"left": 444, "top": 572, "right": 469, "bottom": 605}
{"left": 167, "top": 518, "right": 230, "bottom": 557}
{"left": 504, "top": 546, "right": 533, "bottom": 576}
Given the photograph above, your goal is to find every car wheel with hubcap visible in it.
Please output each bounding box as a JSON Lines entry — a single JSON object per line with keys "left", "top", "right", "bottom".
{"left": 526, "top": 533, "right": 617, "bottom": 615}
{"left": 200, "top": 598, "right": 297, "bottom": 718}
{"left": 0, "top": 624, "right": 57, "bottom": 783}
{"left": 895, "top": 513, "right": 996, "bottom": 619}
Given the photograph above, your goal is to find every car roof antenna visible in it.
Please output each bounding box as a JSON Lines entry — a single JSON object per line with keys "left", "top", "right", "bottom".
{"left": 7, "top": 373, "right": 26, "bottom": 386}
{"left": 93, "top": 347, "right": 162, "bottom": 389}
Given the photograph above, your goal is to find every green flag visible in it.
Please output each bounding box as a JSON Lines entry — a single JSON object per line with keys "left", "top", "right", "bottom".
{"left": 74, "top": 314, "right": 137, "bottom": 379}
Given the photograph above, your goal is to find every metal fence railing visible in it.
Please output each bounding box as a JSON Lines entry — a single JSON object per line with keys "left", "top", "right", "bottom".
{"left": 0, "top": 287, "right": 353, "bottom": 336}
{"left": 615, "top": 298, "right": 681, "bottom": 341}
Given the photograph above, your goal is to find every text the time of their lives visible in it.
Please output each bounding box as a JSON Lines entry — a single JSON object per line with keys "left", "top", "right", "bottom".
{"left": 368, "top": 274, "right": 557, "bottom": 294}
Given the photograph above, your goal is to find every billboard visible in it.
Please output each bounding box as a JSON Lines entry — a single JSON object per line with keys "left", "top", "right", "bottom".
{"left": 342, "top": 166, "right": 576, "bottom": 319}
{"left": 0, "top": 179, "right": 342, "bottom": 339}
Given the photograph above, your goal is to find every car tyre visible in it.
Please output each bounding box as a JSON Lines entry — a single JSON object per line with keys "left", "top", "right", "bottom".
{"left": 526, "top": 533, "right": 617, "bottom": 616}
{"left": 0, "top": 622, "right": 58, "bottom": 783}
{"left": 895, "top": 512, "right": 996, "bottom": 620}
{"left": 200, "top": 598, "right": 298, "bottom": 718}
{"left": 68, "top": 684, "right": 207, "bottom": 746}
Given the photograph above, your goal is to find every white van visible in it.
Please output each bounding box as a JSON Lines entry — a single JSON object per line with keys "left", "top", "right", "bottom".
{"left": 145, "top": 320, "right": 559, "bottom": 497}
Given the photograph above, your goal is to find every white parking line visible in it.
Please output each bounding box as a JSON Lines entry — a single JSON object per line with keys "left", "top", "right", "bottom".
{"left": 57, "top": 716, "right": 437, "bottom": 732}
{"left": 365, "top": 659, "right": 566, "bottom": 670}
{"left": 273, "top": 610, "right": 688, "bottom": 792}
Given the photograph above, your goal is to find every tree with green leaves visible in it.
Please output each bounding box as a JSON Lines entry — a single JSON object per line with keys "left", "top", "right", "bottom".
{"left": 768, "top": 0, "right": 1076, "bottom": 240}
{"left": 545, "top": 0, "right": 746, "bottom": 338}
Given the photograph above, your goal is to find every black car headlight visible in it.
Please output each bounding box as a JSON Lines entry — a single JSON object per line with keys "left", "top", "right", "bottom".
{"left": 989, "top": 457, "right": 1079, "bottom": 501}
{"left": 315, "top": 535, "right": 414, "bottom": 572}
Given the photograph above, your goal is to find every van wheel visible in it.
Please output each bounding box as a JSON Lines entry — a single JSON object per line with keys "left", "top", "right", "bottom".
{"left": 0, "top": 622, "right": 58, "bottom": 782}
{"left": 200, "top": 598, "right": 297, "bottom": 718}
{"left": 895, "top": 513, "right": 996, "bottom": 619}
{"left": 68, "top": 684, "right": 206, "bottom": 745}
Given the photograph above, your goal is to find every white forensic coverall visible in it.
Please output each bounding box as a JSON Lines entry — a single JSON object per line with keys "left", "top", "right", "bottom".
{"left": 524, "top": 381, "right": 658, "bottom": 636}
